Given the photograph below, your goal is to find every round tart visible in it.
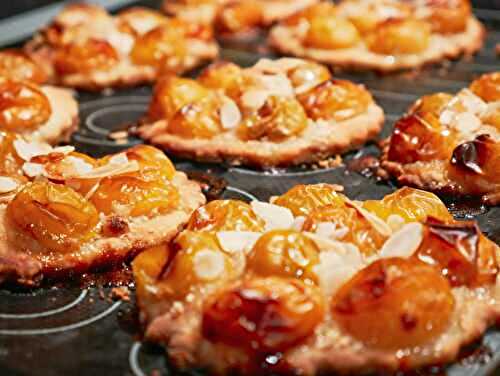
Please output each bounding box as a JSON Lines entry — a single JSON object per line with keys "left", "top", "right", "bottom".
{"left": 269, "top": 0, "right": 485, "bottom": 72}
{"left": 0, "top": 141, "right": 205, "bottom": 286}
{"left": 163, "top": 0, "right": 319, "bottom": 35}
{"left": 0, "top": 55, "right": 77, "bottom": 144}
{"left": 382, "top": 71, "right": 500, "bottom": 205}
{"left": 137, "top": 58, "right": 384, "bottom": 167}
{"left": 25, "top": 4, "right": 219, "bottom": 91}
{"left": 133, "top": 183, "right": 500, "bottom": 375}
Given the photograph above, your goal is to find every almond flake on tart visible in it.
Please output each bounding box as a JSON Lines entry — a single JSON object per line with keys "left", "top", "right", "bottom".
{"left": 163, "top": 0, "right": 319, "bottom": 36}
{"left": 24, "top": 4, "right": 219, "bottom": 91}
{"left": 0, "top": 143, "right": 205, "bottom": 287}
{"left": 0, "top": 69, "right": 78, "bottom": 144}
{"left": 381, "top": 71, "right": 500, "bottom": 205}
{"left": 133, "top": 183, "right": 500, "bottom": 375}
{"left": 269, "top": 0, "right": 485, "bottom": 72}
{"left": 137, "top": 58, "right": 384, "bottom": 167}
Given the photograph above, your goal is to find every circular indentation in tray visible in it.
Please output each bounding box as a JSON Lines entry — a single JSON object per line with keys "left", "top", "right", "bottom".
{"left": 222, "top": 185, "right": 258, "bottom": 201}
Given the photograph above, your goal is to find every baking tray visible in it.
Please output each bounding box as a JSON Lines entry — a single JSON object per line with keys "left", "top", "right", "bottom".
{"left": 1, "top": 1, "right": 500, "bottom": 375}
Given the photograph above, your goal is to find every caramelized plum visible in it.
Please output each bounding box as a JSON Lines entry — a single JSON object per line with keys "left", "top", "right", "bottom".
{"left": 469, "top": 72, "right": 500, "bottom": 102}
{"left": 54, "top": 38, "right": 119, "bottom": 74}
{"left": 0, "top": 51, "right": 47, "bottom": 83}
{"left": 148, "top": 76, "right": 209, "bottom": 121}
{"left": 130, "top": 22, "right": 187, "bottom": 70}
{"left": 409, "top": 92, "right": 454, "bottom": 116}
{"left": 199, "top": 61, "right": 247, "bottom": 99}
{"left": 387, "top": 111, "right": 459, "bottom": 164}
{"left": 302, "top": 204, "right": 387, "bottom": 256}
{"left": 304, "top": 15, "right": 360, "bottom": 50}
{"left": 123, "top": 144, "right": 176, "bottom": 181}
{"left": 159, "top": 231, "right": 235, "bottom": 298}
{"left": 287, "top": 61, "right": 331, "bottom": 90}
{"left": 187, "top": 200, "right": 265, "bottom": 232}
{"left": 332, "top": 258, "right": 454, "bottom": 350}
{"left": 0, "top": 132, "right": 26, "bottom": 176}
{"left": 7, "top": 181, "right": 99, "bottom": 252}
{"left": 167, "top": 98, "right": 222, "bottom": 139}
{"left": 273, "top": 184, "right": 345, "bottom": 216}
{"left": 248, "top": 230, "right": 320, "bottom": 284}
{"left": 202, "top": 277, "right": 324, "bottom": 352}
{"left": 284, "top": 3, "right": 338, "bottom": 27}
{"left": 412, "top": 219, "right": 499, "bottom": 286}
{"left": 216, "top": 1, "right": 263, "bottom": 34}
{"left": 365, "top": 18, "right": 431, "bottom": 55}
{"left": 424, "top": 0, "right": 471, "bottom": 34}
{"left": 237, "top": 96, "right": 307, "bottom": 141}
{"left": 363, "top": 187, "right": 453, "bottom": 224}
{"left": 0, "top": 79, "right": 51, "bottom": 131}
{"left": 298, "top": 79, "right": 372, "bottom": 121}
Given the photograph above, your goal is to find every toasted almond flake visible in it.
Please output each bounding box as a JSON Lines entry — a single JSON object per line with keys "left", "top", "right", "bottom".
{"left": 453, "top": 112, "right": 482, "bottom": 134}
{"left": 251, "top": 201, "right": 294, "bottom": 231}
{"left": 303, "top": 232, "right": 347, "bottom": 253}
{"left": 52, "top": 146, "right": 75, "bottom": 155}
{"left": 256, "top": 73, "right": 294, "bottom": 98}
{"left": 291, "top": 216, "right": 306, "bottom": 231}
{"left": 439, "top": 109, "right": 455, "bottom": 126}
{"left": 13, "top": 140, "right": 52, "bottom": 161}
{"left": 219, "top": 99, "right": 242, "bottom": 130}
{"left": 344, "top": 198, "right": 392, "bottom": 237}
{"left": 380, "top": 222, "right": 423, "bottom": 259}
{"left": 65, "top": 156, "right": 94, "bottom": 175}
{"left": 456, "top": 89, "right": 487, "bottom": 115}
{"left": 241, "top": 89, "right": 269, "bottom": 110}
{"left": 216, "top": 231, "right": 261, "bottom": 255}
{"left": 386, "top": 214, "right": 406, "bottom": 232}
{"left": 22, "top": 162, "right": 45, "bottom": 178}
{"left": 84, "top": 180, "right": 101, "bottom": 200}
{"left": 253, "top": 58, "right": 305, "bottom": 74}
{"left": 76, "top": 160, "right": 139, "bottom": 179}
{"left": 193, "top": 250, "right": 226, "bottom": 281}
{"left": 0, "top": 176, "right": 19, "bottom": 193}
{"left": 315, "top": 222, "right": 337, "bottom": 238}
{"left": 108, "top": 153, "right": 129, "bottom": 165}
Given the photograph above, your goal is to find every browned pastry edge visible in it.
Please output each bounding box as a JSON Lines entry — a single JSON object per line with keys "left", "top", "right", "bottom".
{"left": 269, "top": 17, "right": 485, "bottom": 73}
{"left": 138, "top": 104, "right": 384, "bottom": 168}
{"left": 0, "top": 172, "right": 205, "bottom": 287}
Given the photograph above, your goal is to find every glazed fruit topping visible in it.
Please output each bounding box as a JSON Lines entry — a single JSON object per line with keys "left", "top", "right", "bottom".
{"left": 469, "top": 72, "right": 500, "bottom": 103}
{"left": 0, "top": 50, "right": 47, "bottom": 83}
{"left": 202, "top": 276, "right": 324, "bottom": 353}
{"left": 216, "top": 1, "right": 263, "bottom": 34}
{"left": 0, "top": 78, "right": 52, "bottom": 131}
{"left": 424, "top": 0, "right": 471, "bottom": 34}
{"left": 332, "top": 257, "right": 454, "bottom": 350}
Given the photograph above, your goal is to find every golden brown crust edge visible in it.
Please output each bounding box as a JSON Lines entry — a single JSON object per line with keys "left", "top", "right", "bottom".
{"left": 269, "top": 17, "right": 485, "bottom": 73}
{"left": 0, "top": 172, "right": 206, "bottom": 286}
{"left": 138, "top": 104, "right": 385, "bottom": 168}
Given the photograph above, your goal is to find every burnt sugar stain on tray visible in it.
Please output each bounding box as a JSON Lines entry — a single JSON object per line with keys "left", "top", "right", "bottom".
{"left": 1, "top": 1, "right": 500, "bottom": 376}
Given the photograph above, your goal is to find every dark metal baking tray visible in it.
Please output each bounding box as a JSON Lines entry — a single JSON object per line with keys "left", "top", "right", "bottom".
{"left": 1, "top": 1, "right": 499, "bottom": 375}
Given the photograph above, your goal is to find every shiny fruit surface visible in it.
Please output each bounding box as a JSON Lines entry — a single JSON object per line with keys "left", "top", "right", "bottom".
{"left": 148, "top": 76, "right": 209, "bottom": 121}
{"left": 409, "top": 92, "right": 454, "bottom": 116}
{"left": 0, "top": 79, "right": 51, "bottom": 131}
{"left": 0, "top": 51, "right": 47, "bottom": 83}
{"left": 199, "top": 61, "right": 247, "bottom": 99}
{"left": 470, "top": 72, "right": 500, "bottom": 102}
{"left": 187, "top": 200, "right": 265, "bottom": 232}
{"left": 387, "top": 111, "right": 459, "bottom": 163}
{"left": 332, "top": 257, "right": 454, "bottom": 350}
{"left": 363, "top": 187, "right": 453, "bottom": 223}
{"left": 123, "top": 144, "right": 176, "bottom": 181}
{"left": 412, "top": 220, "right": 499, "bottom": 287}
{"left": 273, "top": 184, "right": 345, "bottom": 216}
{"left": 247, "top": 230, "right": 320, "bottom": 284}
{"left": 237, "top": 96, "right": 307, "bottom": 141}
{"left": 285, "top": 3, "right": 338, "bottom": 27}
{"left": 288, "top": 61, "right": 331, "bottom": 90}
{"left": 216, "top": 1, "right": 263, "bottom": 34}
{"left": 425, "top": 0, "right": 471, "bottom": 34}
{"left": 304, "top": 16, "right": 360, "bottom": 50}
{"left": 365, "top": 19, "right": 431, "bottom": 55}
{"left": 7, "top": 181, "right": 99, "bottom": 252}
{"left": 302, "top": 204, "right": 386, "bottom": 256}
{"left": 298, "top": 79, "right": 372, "bottom": 121}
{"left": 0, "top": 131, "right": 25, "bottom": 176}
{"left": 202, "top": 276, "right": 324, "bottom": 353}
{"left": 54, "top": 38, "right": 119, "bottom": 74}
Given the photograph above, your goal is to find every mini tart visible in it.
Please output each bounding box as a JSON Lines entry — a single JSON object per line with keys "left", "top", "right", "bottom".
{"left": 0, "top": 142, "right": 205, "bottom": 286}
{"left": 163, "top": 0, "right": 318, "bottom": 35}
{"left": 133, "top": 184, "right": 500, "bottom": 375}
{"left": 381, "top": 71, "right": 500, "bottom": 205}
{"left": 269, "top": 0, "right": 485, "bottom": 72}
{"left": 0, "top": 74, "right": 77, "bottom": 144}
{"left": 25, "top": 4, "right": 218, "bottom": 91}
{"left": 137, "top": 58, "right": 384, "bottom": 168}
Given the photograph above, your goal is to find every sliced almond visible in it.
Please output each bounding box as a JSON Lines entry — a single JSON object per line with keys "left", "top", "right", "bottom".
{"left": 219, "top": 98, "right": 242, "bottom": 130}
{"left": 453, "top": 112, "right": 482, "bottom": 134}
{"left": 315, "top": 222, "right": 337, "bottom": 239}
{"left": 76, "top": 160, "right": 139, "bottom": 179}
{"left": 0, "top": 176, "right": 19, "bottom": 193}
{"left": 65, "top": 156, "right": 94, "bottom": 175}
{"left": 386, "top": 214, "right": 406, "bottom": 232}
{"left": 108, "top": 153, "right": 129, "bottom": 165}
{"left": 291, "top": 216, "right": 306, "bottom": 231}
{"left": 52, "top": 146, "right": 75, "bottom": 155}
{"left": 250, "top": 201, "right": 294, "bottom": 231}
{"left": 241, "top": 89, "right": 269, "bottom": 110}
{"left": 252, "top": 58, "right": 305, "bottom": 74}
{"left": 193, "top": 250, "right": 226, "bottom": 281}
{"left": 216, "top": 231, "right": 261, "bottom": 255}
{"left": 379, "top": 222, "right": 423, "bottom": 259}
{"left": 256, "top": 73, "right": 294, "bottom": 98}
{"left": 313, "top": 250, "right": 363, "bottom": 296}
{"left": 22, "top": 162, "right": 45, "bottom": 178}
{"left": 13, "top": 140, "right": 52, "bottom": 161}
{"left": 344, "top": 198, "right": 392, "bottom": 237}
{"left": 456, "top": 89, "right": 487, "bottom": 115}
